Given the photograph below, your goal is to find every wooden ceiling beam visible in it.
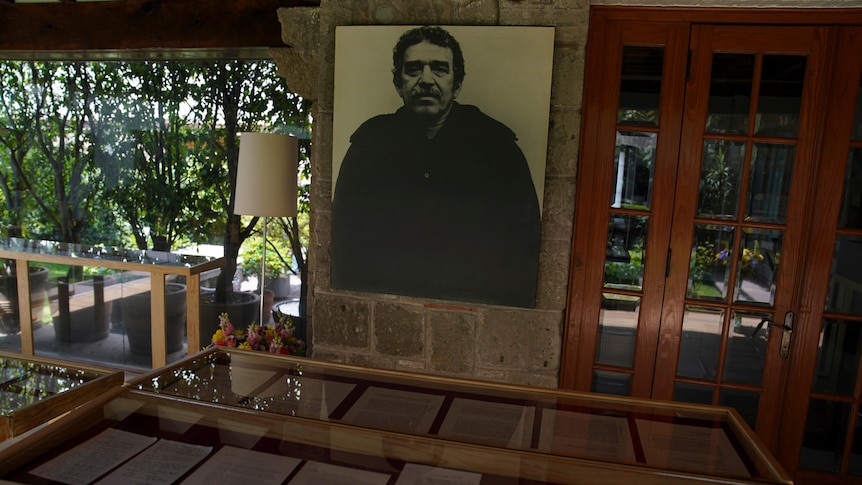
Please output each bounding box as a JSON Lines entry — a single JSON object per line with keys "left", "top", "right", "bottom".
{"left": 0, "top": 0, "right": 314, "bottom": 51}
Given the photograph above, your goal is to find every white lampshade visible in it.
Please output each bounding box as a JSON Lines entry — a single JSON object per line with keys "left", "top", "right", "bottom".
{"left": 235, "top": 132, "right": 298, "bottom": 217}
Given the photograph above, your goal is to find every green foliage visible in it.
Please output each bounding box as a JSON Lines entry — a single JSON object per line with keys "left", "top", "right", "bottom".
{"left": 698, "top": 142, "right": 740, "bottom": 217}
{"left": 0, "top": 59, "right": 311, "bottom": 254}
{"left": 604, "top": 259, "right": 642, "bottom": 286}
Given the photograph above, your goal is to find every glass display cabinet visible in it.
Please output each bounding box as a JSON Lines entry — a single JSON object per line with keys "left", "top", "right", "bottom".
{"left": 0, "top": 237, "right": 224, "bottom": 369}
{"left": 0, "top": 351, "right": 123, "bottom": 441}
{"left": 0, "top": 347, "right": 792, "bottom": 483}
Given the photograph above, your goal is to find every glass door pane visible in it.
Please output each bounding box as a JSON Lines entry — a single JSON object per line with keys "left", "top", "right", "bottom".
{"left": 563, "top": 20, "right": 689, "bottom": 397}
{"left": 589, "top": 44, "right": 665, "bottom": 396}
{"left": 792, "top": 32, "right": 862, "bottom": 478}
{"left": 657, "top": 26, "right": 824, "bottom": 444}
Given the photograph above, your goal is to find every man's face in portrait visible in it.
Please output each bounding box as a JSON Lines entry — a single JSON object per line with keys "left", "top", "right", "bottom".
{"left": 395, "top": 41, "right": 461, "bottom": 121}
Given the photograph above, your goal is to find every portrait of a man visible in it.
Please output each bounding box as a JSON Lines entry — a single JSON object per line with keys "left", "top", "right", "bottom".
{"left": 331, "top": 25, "right": 554, "bottom": 308}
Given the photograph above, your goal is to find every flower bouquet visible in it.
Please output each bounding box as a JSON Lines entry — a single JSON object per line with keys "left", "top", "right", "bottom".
{"left": 210, "top": 312, "right": 306, "bottom": 356}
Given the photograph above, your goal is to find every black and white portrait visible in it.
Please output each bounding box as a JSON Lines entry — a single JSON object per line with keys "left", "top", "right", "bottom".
{"left": 331, "top": 25, "right": 554, "bottom": 308}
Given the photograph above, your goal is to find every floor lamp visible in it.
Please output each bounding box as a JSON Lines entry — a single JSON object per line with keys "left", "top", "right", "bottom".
{"left": 234, "top": 132, "right": 298, "bottom": 326}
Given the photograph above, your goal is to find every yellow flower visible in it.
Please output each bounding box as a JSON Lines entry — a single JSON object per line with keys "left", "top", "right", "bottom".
{"left": 212, "top": 328, "right": 226, "bottom": 343}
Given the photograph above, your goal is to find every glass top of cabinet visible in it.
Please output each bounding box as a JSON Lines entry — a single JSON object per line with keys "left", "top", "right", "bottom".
{"left": 0, "top": 351, "right": 123, "bottom": 439}
{"left": 129, "top": 348, "right": 790, "bottom": 484}
{"left": 0, "top": 237, "right": 218, "bottom": 268}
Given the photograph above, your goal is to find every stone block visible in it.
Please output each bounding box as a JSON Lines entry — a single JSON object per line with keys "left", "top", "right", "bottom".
{"left": 269, "top": 47, "right": 315, "bottom": 101}
{"left": 277, "top": 7, "right": 321, "bottom": 62}
{"left": 545, "top": 108, "right": 581, "bottom": 177}
{"left": 505, "top": 370, "right": 560, "bottom": 389}
{"left": 540, "top": 176, "right": 576, "bottom": 240}
{"left": 500, "top": 2, "right": 587, "bottom": 26}
{"left": 429, "top": 311, "right": 477, "bottom": 375}
{"left": 328, "top": 0, "right": 498, "bottom": 25}
{"left": 396, "top": 359, "right": 428, "bottom": 372}
{"left": 550, "top": 45, "right": 586, "bottom": 107}
{"left": 373, "top": 302, "right": 425, "bottom": 357}
{"left": 345, "top": 352, "right": 398, "bottom": 370}
{"left": 312, "top": 294, "right": 371, "bottom": 349}
{"left": 477, "top": 310, "right": 563, "bottom": 371}
{"left": 535, "top": 238, "right": 573, "bottom": 309}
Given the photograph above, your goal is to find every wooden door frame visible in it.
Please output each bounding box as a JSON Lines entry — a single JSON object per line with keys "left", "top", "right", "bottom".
{"left": 774, "top": 26, "right": 862, "bottom": 482}
{"left": 564, "top": 6, "right": 862, "bottom": 482}
{"left": 563, "top": 6, "right": 862, "bottom": 391}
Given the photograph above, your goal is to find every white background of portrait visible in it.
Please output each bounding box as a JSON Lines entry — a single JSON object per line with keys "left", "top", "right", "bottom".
{"left": 332, "top": 25, "right": 555, "bottom": 210}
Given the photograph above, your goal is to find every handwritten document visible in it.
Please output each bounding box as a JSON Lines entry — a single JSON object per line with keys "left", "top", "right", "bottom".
{"left": 29, "top": 428, "right": 157, "bottom": 485}
{"left": 289, "top": 461, "right": 391, "bottom": 485}
{"left": 438, "top": 398, "right": 534, "bottom": 448}
{"left": 635, "top": 418, "right": 750, "bottom": 477}
{"left": 394, "top": 463, "right": 482, "bottom": 485}
{"left": 95, "top": 438, "right": 212, "bottom": 484}
{"left": 264, "top": 377, "right": 355, "bottom": 419}
{"left": 293, "top": 378, "right": 355, "bottom": 418}
{"left": 182, "top": 446, "right": 301, "bottom": 485}
{"left": 538, "top": 408, "right": 636, "bottom": 462}
{"left": 342, "top": 387, "right": 444, "bottom": 433}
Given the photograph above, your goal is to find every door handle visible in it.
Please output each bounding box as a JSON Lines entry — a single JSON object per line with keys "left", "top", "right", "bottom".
{"left": 779, "top": 311, "right": 794, "bottom": 358}
{"left": 752, "top": 311, "right": 793, "bottom": 358}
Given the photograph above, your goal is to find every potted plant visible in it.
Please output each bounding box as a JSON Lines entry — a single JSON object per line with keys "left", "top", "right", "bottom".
{"left": 53, "top": 270, "right": 116, "bottom": 343}
{"left": 122, "top": 281, "right": 187, "bottom": 355}
{"left": 0, "top": 263, "right": 50, "bottom": 336}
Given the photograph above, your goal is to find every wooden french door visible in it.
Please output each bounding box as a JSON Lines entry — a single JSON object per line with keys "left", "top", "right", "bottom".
{"left": 563, "top": 8, "right": 862, "bottom": 483}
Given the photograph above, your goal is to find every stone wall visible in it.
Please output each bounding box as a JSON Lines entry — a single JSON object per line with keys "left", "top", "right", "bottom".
{"left": 273, "top": 0, "right": 587, "bottom": 388}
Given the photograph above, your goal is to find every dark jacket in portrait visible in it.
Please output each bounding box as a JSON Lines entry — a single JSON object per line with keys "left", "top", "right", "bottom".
{"left": 332, "top": 102, "right": 541, "bottom": 307}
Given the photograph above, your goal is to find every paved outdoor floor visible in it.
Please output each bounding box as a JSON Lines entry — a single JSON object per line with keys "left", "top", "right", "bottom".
{"left": 0, "top": 274, "right": 303, "bottom": 374}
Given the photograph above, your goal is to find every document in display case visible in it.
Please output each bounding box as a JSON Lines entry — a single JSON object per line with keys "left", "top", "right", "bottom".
{"left": 116, "top": 348, "right": 792, "bottom": 484}
{"left": 0, "top": 384, "right": 787, "bottom": 484}
{"left": 0, "top": 351, "right": 123, "bottom": 441}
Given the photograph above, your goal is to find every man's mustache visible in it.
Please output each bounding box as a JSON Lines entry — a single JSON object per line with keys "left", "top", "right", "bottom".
{"left": 411, "top": 87, "right": 441, "bottom": 99}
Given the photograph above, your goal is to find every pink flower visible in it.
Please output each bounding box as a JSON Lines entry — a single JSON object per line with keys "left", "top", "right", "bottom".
{"left": 247, "top": 324, "right": 261, "bottom": 347}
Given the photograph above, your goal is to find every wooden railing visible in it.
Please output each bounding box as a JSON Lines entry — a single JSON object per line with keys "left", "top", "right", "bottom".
{"left": 0, "top": 238, "right": 224, "bottom": 368}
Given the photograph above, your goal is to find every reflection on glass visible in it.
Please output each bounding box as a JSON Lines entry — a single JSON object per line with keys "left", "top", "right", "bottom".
{"left": 0, "top": 261, "right": 51, "bottom": 343}
{"left": 0, "top": 237, "right": 214, "bottom": 267}
{"left": 612, "top": 131, "right": 656, "bottom": 210}
{"left": 15, "top": 266, "right": 191, "bottom": 370}
{"left": 734, "top": 228, "right": 782, "bottom": 306}
{"left": 688, "top": 224, "right": 734, "bottom": 301}
{"left": 754, "top": 55, "right": 806, "bottom": 137}
{"left": 839, "top": 148, "right": 862, "bottom": 229}
{"left": 0, "top": 357, "right": 103, "bottom": 414}
{"left": 825, "top": 236, "right": 862, "bottom": 316}
{"left": 677, "top": 305, "right": 723, "bottom": 381}
{"left": 850, "top": 416, "right": 862, "bottom": 476}
{"left": 799, "top": 398, "right": 850, "bottom": 473}
{"left": 596, "top": 294, "right": 640, "bottom": 368}
{"left": 811, "top": 318, "right": 862, "bottom": 396}
{"left": 618, "top": 46, "right": 663, "bottom": 126}
{"left": 592, "top": 369, "right": 631, "bottom": 396}
{"left": 706, "top": 53, "right": 755, "bottom": 134}
{"left": 697, "top": 140, "right": 745, "bottom": 219}
{"left": 747, "top": 143, "right": 794, "bottom": 223}
{"left": 604, "top": 214, "right": 648, "bottom": 291}
{"left": 0, "top": 259, "right": 18, "bottom": 350}
{"left": 722, "top": 311, "right": 769, "bottom": 386}
{"left": 674, "top": 381, "right": 713, "bottom": 405}
{"left": 719, "top": 388, "right": 760, "bottom": 430}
